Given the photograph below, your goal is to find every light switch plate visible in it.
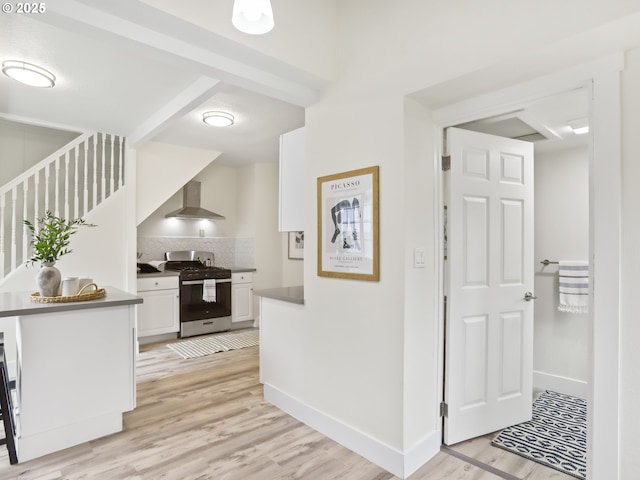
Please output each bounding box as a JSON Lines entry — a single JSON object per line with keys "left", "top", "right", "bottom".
{"left": 413, "top": 247, "right": 426, "bottom": 268}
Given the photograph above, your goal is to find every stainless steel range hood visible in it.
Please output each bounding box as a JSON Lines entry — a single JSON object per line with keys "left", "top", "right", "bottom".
{"left": 165, "top": 181, "right": 225, "bottom": 220}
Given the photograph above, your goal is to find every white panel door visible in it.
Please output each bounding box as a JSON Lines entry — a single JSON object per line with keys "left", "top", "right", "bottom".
{"left": 444, "top": 127, "right": 534, "bottom": 445}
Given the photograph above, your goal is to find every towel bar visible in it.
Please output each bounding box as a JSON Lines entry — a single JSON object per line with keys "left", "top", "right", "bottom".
{"left": 540, "top": 259, "right": 559, "bottom": 266}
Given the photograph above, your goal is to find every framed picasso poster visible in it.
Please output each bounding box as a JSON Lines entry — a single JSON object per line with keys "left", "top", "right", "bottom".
{"left": 317, "top": 166, "right": 379, "bottom": 281}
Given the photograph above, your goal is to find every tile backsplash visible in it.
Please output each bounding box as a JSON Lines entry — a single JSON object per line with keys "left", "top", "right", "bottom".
{"left": 137, "top": 236, "right": 255, "bottom": 268}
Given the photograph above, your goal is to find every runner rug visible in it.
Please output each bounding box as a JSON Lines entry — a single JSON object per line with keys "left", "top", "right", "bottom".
{"left": 167, "top": 329, "right": 259, "bottom": 359}
{"left": 492, "top": 390, "right": 587, "bottom": 479}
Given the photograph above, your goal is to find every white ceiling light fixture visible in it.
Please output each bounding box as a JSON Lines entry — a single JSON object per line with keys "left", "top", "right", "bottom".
{"left": 203, "top": 111, "right": 235, "bottom": 127}
{"left": 568, "top": 117, "right": 589, "bottom": 135}
{"left": 2, "top": 60, "right": 56, "bottom": 88}
{"left": 232, "top": 0, "right": 274, "bottom": 35}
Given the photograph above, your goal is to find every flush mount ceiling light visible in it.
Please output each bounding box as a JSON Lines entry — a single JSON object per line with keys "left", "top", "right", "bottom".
{"left": 568, "top": 117, "right": 589, "bottom": 135}
{"left": 203, "top": 111, "right": 235, "bottom": 127}
{"left": 232, "top": 0, "right": 274, "bottom": 35}
{"left": 2, "top": 60, "right": 56, "bottom": 88}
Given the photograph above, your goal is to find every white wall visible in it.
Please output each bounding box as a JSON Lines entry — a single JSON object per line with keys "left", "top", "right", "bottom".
{"left": 305, "top": 94, "right": 407, "bottom": 452}
{"left": 236, "top": 164, "right": 256, "bottom": 238}
{"left": 0, "top": 119, "right": 79, "bottom": 186}
{"left": 620, "top": 46, "right": 640, "bottom": 479}
{"left": 0, "top": 188, "right": 132, "bottom": 293}
{"left": 402, "top": 97, "right": 439, "bottom": 451}
{"left": 236, "top": 162, "right": 284, "bottom": 296}
{"left": 137, "top": 161, "right": 237, "bottom": 238}
{"left": 534, "top": 146, "right": 589, "bottom": 390}
{"left": 135, "top": 141, "right": 219, "bottom": 226}
{"left": 252, "top": 162, "right": 283, "bottom": 293}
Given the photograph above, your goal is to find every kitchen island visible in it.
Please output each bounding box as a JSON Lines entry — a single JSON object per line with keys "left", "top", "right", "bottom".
{"left": 0, "top": 287, "right": 141, "bottom": 462}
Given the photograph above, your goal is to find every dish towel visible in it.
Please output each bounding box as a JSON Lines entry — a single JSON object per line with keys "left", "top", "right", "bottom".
{"left": 202, "top": 279, "right": 217, "bottom": 303}
{"left": 558, "top": 261, "right": 589, "bottom": 314}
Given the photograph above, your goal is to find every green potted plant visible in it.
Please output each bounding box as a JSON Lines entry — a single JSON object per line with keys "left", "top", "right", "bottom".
{"left": 24, "top": 211, "right": 88, "bottom": 297}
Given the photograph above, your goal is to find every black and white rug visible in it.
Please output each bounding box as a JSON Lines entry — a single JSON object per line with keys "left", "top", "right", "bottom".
{"left": 167, "top": 329, "right": 259, "bottom": 359}
{"left": 492, "top": 390, "right": 587, "bottom": 479}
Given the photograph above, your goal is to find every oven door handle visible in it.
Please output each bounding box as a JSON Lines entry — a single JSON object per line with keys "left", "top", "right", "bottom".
{"left": 182, "top": 279, "right": 231, "bottom": 285}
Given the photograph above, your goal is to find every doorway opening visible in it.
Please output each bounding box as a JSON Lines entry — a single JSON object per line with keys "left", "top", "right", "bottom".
{"left": 429, "top": 53, "right": 623, "bottom": 480}
{"left": 441, "top": 87, "right": 590, "bottom": 478}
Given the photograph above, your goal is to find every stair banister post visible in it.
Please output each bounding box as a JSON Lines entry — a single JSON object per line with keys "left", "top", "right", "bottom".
{"left": 22, "top": 179, "right": 28, "bottom": 267}
{"left": 118, "top": 137, "right": 124, "bottom": 189}
{"left": 10, "top": 187, "right": 16, "bottom": 271}
{"left": 34, "top": 170, "right": 39, "bottom": 228}
{"left": 64, "top": 151, "right": 70, "bottom": 220}
{"left": 93, "top": 133, "right": 98, "bottom": 210}
{"left": 101, "top": 133, "right": 106, "bottom": 203}
{"left": 44, "top": 163, "right": 50, "bottom": 214}
{"left": 54, "top": 156, "right": 60, "bottom": 217}
{"left": 110, "top": 134, "right": 115, "bottom": 197}
{"left": 0, "top": 194, "right": 5, "bottom": 280}
{"left": 83, "top": 139, "right": 89, "bottom": 216}
{"left": 74, "top": 145, "right": 79, "bottom": 219}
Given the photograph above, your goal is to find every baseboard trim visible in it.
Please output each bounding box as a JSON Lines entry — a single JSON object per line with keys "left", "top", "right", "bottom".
{"left": 403, "top": 429, "right": 442, "bottom": 478}
{"left": 263, "top": 384, "right": 440, "bottom": 479}
{"left": 533, "top": 370, "right": 588, "bottom": 399}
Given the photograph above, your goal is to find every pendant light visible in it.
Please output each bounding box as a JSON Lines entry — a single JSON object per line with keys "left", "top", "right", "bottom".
{"left": 232, "top": 0, "right": 274, "bottom": 35}
{"left": 2, "top": 60, "right": 56, "bottom": 88}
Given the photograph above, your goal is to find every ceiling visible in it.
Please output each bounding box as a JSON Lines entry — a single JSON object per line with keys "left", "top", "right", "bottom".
{"left": 0, "top": 2, "right": 309, "bottom": 167}
{"left": 453, "top": 88, "right": 589, "bottom": 154}
{"left": 0, "top": 2, "right": 588, "bottom": 171}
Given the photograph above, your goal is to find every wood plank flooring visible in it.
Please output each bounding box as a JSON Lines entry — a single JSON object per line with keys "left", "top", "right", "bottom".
{"left": 0, "top": 333, "right": 575, "bottom": 479}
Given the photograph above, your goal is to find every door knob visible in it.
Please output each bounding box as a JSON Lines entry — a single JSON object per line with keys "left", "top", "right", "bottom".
{"left": 524, "top": 291, "right": 537, "bottom": 301}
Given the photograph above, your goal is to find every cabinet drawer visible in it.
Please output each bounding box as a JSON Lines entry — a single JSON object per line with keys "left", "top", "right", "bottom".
{"left": 137, "top": 276, "right": 179, "bottom": 292}
{"left": 232, "top": 272, "right": 253, "bottom": 284}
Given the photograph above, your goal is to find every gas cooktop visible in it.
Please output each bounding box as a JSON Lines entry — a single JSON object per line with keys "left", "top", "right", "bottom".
{"left": 163, "top": 261, "right": 231, "bottom": 280}
{"left": 163, "top": 251, "right": 231, "bottom": 280}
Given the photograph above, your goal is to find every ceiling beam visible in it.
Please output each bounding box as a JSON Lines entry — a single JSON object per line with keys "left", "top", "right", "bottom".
{"left": 127, "top": 77, "right": 223, "bottom": 147}
{"left": 41, "top": 0, "right": 327, "bottom": 107}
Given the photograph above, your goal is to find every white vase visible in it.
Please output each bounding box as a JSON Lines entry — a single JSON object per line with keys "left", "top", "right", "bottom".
{"left": 37, "top": 262, "right": 61, "bottom": 297}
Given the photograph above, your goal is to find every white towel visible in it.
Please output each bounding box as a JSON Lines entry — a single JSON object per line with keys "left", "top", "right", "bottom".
{"left": 558, "top": 261, "right": 589, "bottom": 314}
{"left": 202, "top": 279, "right": 217, "bottom": 303}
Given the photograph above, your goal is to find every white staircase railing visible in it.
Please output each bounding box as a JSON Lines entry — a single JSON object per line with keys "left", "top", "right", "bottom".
{"left": 0, "top": 132, "right": 125, "bottom": 280}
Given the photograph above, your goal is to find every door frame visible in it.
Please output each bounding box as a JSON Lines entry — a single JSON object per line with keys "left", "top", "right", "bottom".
{"left": 432, "top": 53, "right": 623, "bottom": 479}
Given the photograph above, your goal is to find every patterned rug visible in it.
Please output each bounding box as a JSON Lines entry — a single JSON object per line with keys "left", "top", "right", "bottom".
{"left": 492, "top": 390, "right": 587, "bottom": 479}
{"left": 167, "top": 329, "right": 259, "bottom": 359}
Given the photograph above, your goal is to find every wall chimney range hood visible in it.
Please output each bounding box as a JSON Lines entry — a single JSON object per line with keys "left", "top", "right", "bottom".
{"left": 165, "top": 181, "right": 225, "bottom": 220}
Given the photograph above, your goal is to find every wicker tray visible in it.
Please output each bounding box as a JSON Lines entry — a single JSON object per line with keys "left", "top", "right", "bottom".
{"left": 30, "top": 283, "right": 106, "bottom": 303}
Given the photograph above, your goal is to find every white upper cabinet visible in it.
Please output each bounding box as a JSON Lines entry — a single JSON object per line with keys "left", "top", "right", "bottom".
{"left": 279, "top": 126, "right": 305, "bottom": 232}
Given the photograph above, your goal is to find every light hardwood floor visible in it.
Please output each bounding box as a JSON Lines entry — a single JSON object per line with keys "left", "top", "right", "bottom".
{"left": 0, "top": 334, "right": 574, "bottom": 479}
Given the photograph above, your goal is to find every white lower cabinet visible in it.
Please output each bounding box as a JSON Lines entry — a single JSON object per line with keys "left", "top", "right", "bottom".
{"left": 232, "top": 272, "right": 254, "bottom": 323}
{"left": 137, "top": 276, "right": 179, "bottom": 337}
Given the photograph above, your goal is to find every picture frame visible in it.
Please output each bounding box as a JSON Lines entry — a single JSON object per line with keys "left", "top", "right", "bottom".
{"left": 317, "top": 166, "right": 379, "bottom": 281}
{"left": 288, "top": 231, "right": 304, "bottom": 260}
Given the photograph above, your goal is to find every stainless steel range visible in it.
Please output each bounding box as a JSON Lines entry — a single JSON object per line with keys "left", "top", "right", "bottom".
{"left": 164, "top": 251, "right": 232, "bottom": 338}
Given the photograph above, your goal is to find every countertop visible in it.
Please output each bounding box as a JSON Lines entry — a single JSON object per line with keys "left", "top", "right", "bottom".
{"left": 229, "top": 267, "right": 256, "bottom": 273}
{"left": 0, "top": 286, "right": 142, "bottom": 317}
{"left": 136, "top": 267, "right": 255, "bottom": 278}
{"left": 136, "top": 270, "right": 180, "bottom": 279}
{"left": 254, "top": 285, "right": 304, "bottom": 305}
